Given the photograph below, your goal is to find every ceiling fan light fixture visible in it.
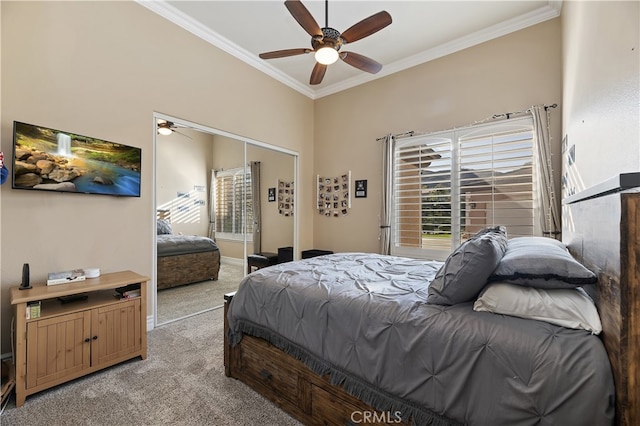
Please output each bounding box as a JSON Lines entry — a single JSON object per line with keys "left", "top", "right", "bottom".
{"left": 315, "top": 46, "right": 339, "bottom": 65}
{"left": 157, "top": 126, "right": 172, "bottom": 136}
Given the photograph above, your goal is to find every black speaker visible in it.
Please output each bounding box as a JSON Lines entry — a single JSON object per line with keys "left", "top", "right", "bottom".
{"left": 19, "top": 263, "right": 32, "bottom": 290}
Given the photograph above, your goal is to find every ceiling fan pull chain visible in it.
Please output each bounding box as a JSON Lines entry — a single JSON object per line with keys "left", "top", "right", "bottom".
{"left": 325, "top": 0, "right": 328, "bottom": 28}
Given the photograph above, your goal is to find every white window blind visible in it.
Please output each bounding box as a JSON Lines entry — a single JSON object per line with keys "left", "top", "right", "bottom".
{"left": 215, "top": 167, "right": 253, "bottom": 240}
{"left": 392, "top": 117, "right": 535, "bottom": 260}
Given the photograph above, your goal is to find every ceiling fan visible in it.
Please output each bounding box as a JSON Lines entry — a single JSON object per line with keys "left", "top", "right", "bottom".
{"left": 259, "top": 0, "right": 392, "bottom": 85}
{"left": 157, "top": 120, "right": 192, "bottom": 139}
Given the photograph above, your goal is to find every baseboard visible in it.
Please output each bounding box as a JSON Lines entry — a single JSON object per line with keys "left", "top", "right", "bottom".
{"left": 221, "top": 256, "right": 243, "bottom": 266}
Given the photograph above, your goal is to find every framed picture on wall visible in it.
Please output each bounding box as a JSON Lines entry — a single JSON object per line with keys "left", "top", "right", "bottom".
{"left": 355, "top": 180, "right": 367, "bottom": 198}
{"left": 268, "top": 187, "right": 276, "bottom": 202}
{"left": 316, "top": 171, "right": 351, "bottom": 216}
{"left": 278, "top": 180, "right": 294, "bottom": 216}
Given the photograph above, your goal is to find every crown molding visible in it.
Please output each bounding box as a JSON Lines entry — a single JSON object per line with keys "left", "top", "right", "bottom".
{"left": 136, "top": 0, "right": 315, "bottom": 98}
{"left": 314, "top": 3, "right": 562, "bottom": 98}
{"left": 137, "top": 1, "right": 561, "bottom": 100}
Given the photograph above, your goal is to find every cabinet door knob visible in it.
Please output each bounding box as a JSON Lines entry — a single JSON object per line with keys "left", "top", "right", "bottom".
{"left": 84, "top": 338, "right": 91, "bottom": 343}
{"left": 92, "top": 336, "right": 98, "bottom": 340}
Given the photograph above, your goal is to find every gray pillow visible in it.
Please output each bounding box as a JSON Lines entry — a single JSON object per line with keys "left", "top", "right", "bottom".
{"left": 488, "top": 237, "right": 597, "bottom": 289}
{"left": 157, "top": 219, "right": 173, "bottom": 235}
{"left": 427, "top": 226, "right": 508, "bottom": 305}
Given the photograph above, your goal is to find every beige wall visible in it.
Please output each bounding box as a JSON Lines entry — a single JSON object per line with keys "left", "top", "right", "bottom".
{"left": 313, "top": 18, "right": 563, "bottom": 254}
{"left": 0, "top": 1, "right": 314, "bottom": 354}
{"left": 561, "top": 1, "right": 639, "bottom": 196}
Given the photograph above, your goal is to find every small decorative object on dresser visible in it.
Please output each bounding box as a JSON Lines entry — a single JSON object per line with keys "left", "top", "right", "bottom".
{"left": 84, "top": 267, "right": 101, "bottom": 278}
{"left": 46, "top": 268, "right": 85, "bottom": 285}
{"left": 19, "top": 263, "right": 31, "bottom": 290}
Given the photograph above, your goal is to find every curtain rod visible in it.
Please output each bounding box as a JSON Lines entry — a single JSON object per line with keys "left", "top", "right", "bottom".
{"left": 375, "top": 131, "right": 415, "bottom": 142}
{"left": 490, "top": 103, "right": 557, "bottom": 120}
{"left": 376, "top": 103, "right": 558, "bottom": 142}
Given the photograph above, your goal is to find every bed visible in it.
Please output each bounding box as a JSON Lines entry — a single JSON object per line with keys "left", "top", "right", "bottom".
{"left": 224, "top": 175, "right": 640, "bottom": 426}
{"left": 156, "top": 219, "right": 220, "bottom": 290}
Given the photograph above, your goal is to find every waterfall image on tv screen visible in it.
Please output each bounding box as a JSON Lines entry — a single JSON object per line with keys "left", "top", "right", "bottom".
{"left": 12, "top": 121, "right": 141, "bottom": 197}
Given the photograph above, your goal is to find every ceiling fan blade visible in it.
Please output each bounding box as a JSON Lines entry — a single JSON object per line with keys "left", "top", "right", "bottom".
{"left": 259, "top": 48, "right": 311, "bottom": 59}
{"left": 341, "top": 51, "right": 383, "bottom": 74}
{"left": 285, "top": 0, "right": 322, "bottom": 37}
{"left": 340, "top": 11, "right": 392, "bottom": 44}
{"left": 310, "top": 62, "right": 327, "bottom": 85}
{"left": 174, "top": 130, "right": 193, "bottom": 140}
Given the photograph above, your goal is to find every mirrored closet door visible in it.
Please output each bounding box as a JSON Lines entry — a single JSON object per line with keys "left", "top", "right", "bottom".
{"left": 154, "top": 115, "right": 297, "bottom": 326}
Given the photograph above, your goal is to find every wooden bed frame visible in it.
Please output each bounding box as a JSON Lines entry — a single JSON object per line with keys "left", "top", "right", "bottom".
{"left": 224, "top": 175, "right": 640, "bottom": 425}
{"left": 223, "top": 294, "right": 407, "bottom": 425}
{"left": 157, "top": 249, "right": 220, "bottom": 290}
{"left": 563, "top": 175, "right": 640, "bottom": 426}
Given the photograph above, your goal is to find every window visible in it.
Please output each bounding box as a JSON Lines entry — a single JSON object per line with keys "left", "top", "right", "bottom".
{"left": 215, "top": 167, "right": 253, "bottom": 240}
{"left": 392, "top": 117, "right": 535, "bottom": 260}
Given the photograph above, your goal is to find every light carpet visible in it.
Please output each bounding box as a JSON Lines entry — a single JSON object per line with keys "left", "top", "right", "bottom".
{"left": 157, "top": 262, "right": 245, "bottom": 325}
{"left": 1, "top": 305, "right": 301, "bottom": 425}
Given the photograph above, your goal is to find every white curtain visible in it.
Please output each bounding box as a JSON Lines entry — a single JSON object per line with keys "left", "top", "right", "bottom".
{"left": 530, "top": 105, "right": 561, "bottom": 239}
{"left": 251, "top": 161, "right": 261, "bottom": 253}
{"left": 380, "top": 134, "right": 394, "bottom": 255}
{"left": 208, "top": 169, "right": 217, "bottom": 241}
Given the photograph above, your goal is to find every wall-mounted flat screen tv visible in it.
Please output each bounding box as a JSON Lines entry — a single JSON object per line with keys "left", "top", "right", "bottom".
{"left": 12, "top": 121, "right": 141, "bottom": 197}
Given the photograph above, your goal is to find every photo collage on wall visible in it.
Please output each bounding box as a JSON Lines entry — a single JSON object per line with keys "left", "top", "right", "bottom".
{"left": 317, "top": 171, "right": 351, "bottom": 217}
{"left": 278, "top": 180, "right": 294, "bottom": 216}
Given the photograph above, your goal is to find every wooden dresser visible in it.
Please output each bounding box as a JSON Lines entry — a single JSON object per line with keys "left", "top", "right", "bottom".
{"left": 10, "top": 270, "right": 148, "bottom": 407}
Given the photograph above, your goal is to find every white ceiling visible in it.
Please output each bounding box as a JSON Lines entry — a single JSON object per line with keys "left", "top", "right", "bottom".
{"left": 139, "top": 1, "right": 562, "bottom": 99}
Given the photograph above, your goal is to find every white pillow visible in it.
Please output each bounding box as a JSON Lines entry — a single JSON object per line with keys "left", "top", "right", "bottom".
{"left": 473, "top": 282, "right": 602, "bottom": 334}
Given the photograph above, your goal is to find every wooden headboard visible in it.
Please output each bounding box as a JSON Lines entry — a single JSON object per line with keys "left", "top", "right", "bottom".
{"left": 563, "top": 173, "right": 640, "bottom": 426}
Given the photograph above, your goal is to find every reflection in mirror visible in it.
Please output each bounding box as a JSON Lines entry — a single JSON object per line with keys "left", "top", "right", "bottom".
{"left": 154, "top": 117, "right": 296, "bottom": 326}
{"left": 246, "top": 144, "right": 295, "bottom": 256}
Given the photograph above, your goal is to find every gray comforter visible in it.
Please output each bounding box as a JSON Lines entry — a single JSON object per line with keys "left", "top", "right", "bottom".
{"left": 228, "top": 253, "right": 614, "bottom": 426}
{"left": 156, "top": 234, "right": 218, "bottom": 257}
